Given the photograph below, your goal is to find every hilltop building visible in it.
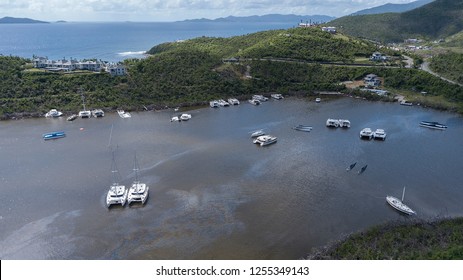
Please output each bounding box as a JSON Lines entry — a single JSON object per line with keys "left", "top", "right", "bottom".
{"left": 32, "top": 56, "right": 126, "bottom": 76}
{"left": 364, "top": 74, "right": 381, "bottom": 87}
{"left": 321, "top": 27, "right": 336, "bottom": 34}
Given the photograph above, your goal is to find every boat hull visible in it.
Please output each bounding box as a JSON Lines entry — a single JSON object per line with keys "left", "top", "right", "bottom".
{"left": 386, "top": 196, "right": 416, "bottom": 215}
{"left": 43, "top": 131, "right": 66, "bottom": 140}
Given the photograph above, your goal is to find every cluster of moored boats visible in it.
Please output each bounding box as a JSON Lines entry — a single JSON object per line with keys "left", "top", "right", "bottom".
{"left": 170, "top": 113, "right": 192, "bottom": 122}
{"left": 360, "top": 128, "right": 387, "bottom": 140}
{"left": 106, "top": 154, "right": 149, "bottom": 208}
{"left": 250, "top": 129, "right": 277, "bottom": 146}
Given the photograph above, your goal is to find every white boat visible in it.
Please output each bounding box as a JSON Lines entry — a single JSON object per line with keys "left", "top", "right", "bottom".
{"left": 92, "top": 109, "right": 104, "bottom": 118}
{"left": 253, "top": 135, "right": 277, "bottom": 146}
{"left": 117, "top": 109, "right": 131, "bottom": 118}
{"left": 252, "top": 95, "right": 268, "bottom": 102}
{"left": 386, "top": 187, "right": 416, "bottom": 215}
{"left": 250, "top": 129, "right": 265, "bottom": 138}
{"left": 209, "top": 100, "right": 219, "bottom": 108}
{"left": 271, "top": 93, "right": 284, "bottom": 100}
{"left": 78, "top": 110, "right": 91, "bottom": 118}
{"left": 171, "top": 116, "right": 180, "bottom": 122}
{"left": 360, "top": 128, "right": 373, "bottom": 139}
{"left": 419, "top": 121, "right": 447, "bottom": 130}
{"left": 326, "top": 118, "right": 340, "bottom": 128}
{"left": 67, "top": 114, "right": 77, "bottom": 121}
{"left": 180, "top": 113, "right": 191, "bottom": 121}
{"left": 45, "top": 109, "right": 63, "bottom": 118}
{"left": 400, "top": 100, "right": 413, "bottom": 106}
{"left": 228, "top": 98, "right": 240, "bottom": 105}
{"left": 127, "top": 154, "right": 149, "bottom": 205}
{"left": 373, "top": 129, "right": 387, "bottom": 140}
{"left": 293, "top": 125, "right": 312, "bottom": 132}
{"left": 248, "top": 99, "right": 261, "bottom": 105}
{"left": 315, "top": 98, "right": 321, "bottom": 103}
{"left": 218, "top": 99, "right": 230, "bottom": 107}
{"left": 106, "top": 155, "right": 128, "bottom": 207}
{"left": 338, "top": 119, "right": 351, "bottom": 128}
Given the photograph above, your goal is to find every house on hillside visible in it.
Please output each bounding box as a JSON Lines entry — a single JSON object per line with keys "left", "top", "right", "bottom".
{"left": 105, "top": 63, "right": 127, "bottom": 76}
{"left": 321, "top": 26, "right": 336, "bottom": 34}
{"left": 370, "top": 52, "right": 388, "bottom": 61}
{"left": 364, "top": 74, "right": 381, "bottom": 87}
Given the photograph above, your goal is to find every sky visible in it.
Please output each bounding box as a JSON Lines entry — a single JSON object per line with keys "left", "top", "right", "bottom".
{"left": 0, "top": 0, "right": 421, "bottom": 22}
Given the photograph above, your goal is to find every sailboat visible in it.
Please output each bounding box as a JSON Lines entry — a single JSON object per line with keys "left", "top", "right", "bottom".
{"left": 78, "top": 88, "right": 91, "bottom": 118}
{"left": 127, "top": 153, "right": 149, "bottom": 205}
{"left": 106, "top": 153, "right": 128, "bottom": 207}
{"left": 386, "top": 187, "right": 416, "bottom": 215}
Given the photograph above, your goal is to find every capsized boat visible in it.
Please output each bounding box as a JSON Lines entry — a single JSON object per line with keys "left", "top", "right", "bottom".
{"left": 386, "top": 187, "right": 416, "bottom": 215}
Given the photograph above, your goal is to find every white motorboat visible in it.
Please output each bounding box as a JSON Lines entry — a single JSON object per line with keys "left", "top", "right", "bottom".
{"left": 228, "top": 98, "right": 240, "bottom": 105}
{"left": 45, "top": 109, "right": 63, "bottom": 118}
{"left": 250, "top": 129, "right": 265, "bottom": 138}
{"left": 117, "top": 109, "right": 131, "bottom": 118}
{"left": 106, "top": 155, "right": 128, "bottom": 207}
{"left": 315, "top": 98, "right": 321, "bottom": 103}
{"left": 271, "top": 93, "right": 284, "bottom": 100}
{"left": 171, "top": 116, "right": 180, "bottom": 122}
{"left": 326, "top": 118, "right": 340, "bottom": 127}
{"left": 400, "top": 100, "right": 413, "bottom": 106}
{"left": 293, "top": 125, "right": 312, "bottom": 132}
{"left": 92, "top": 109, "right": 104, "bottom": 118}
{"left": 127, "top": 154, "right": 149, "bottom": 205}
{"left": 218, "top": 99, "right": 230, "bottom": 107}
{"left": 78, "top": 110, "right": 91, "bottom": 118}
{"left": 338, "top": 119, "right": 351, "bottom": 128}
{"left": 419, "top": 121, "right": 447, "bottom": 130}
{"left": 360, "top": 128, "right": 373, "bottom": 139}
{"left": 373, "top": 129, "right": 387, "bottom": 140}
{"left": 386, "top": 187, "right": 416, "bottom": 215}
{"left": 67, "top": 114, "right": 77, "bottom": 121}
{"left": 252, "top": 95, "right": 268, "bottom": 101}
{"left": 209, "top": 100, "right": 219, "bottom": 108}
{"left": 248, "top": 99, "right": 260, "bottom": 105}
{"left": 180, "top": 113, "right": 191, "bottom": 121}
{"left": 253, "top": 135, "right": 277, "bottom": 146}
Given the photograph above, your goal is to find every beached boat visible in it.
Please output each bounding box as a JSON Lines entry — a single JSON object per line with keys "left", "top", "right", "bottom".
{"left": 360, "top": 128, "right": 373, "bottom": 139}
{"left": 419, "top": 121, "right": 447, "bottom": 130}
{"left": 271, "top": 93, "right": 284, "bottom": 100}
{"left": 373, "top": 129, "right": 387, "bottom": 140}
{"left": 252, "top": 95, "right": 268, "bottom": 102}
{"left": 218, "top": 99, "right": 230, "bottom": 107}
{"left": 209, "top": 100, "right": 219, "bottom": 108}
{"left": 106, "top": 154, "right": 128, "bottom": 207}
{"left": 228, "top": 98, "right": 240, "bottom": 105}
{"left": 91, "top": 109, "right": 104, "bottom": 118}
{"left": 127, "top": 154, "right": 149, "bottom": 205}
{"left": 45, "top": 109, "right": 63, "bottom": 118}
{"left": 43, "top": 131, "right": 66, "bottom": 140}
{"left": 248, "top": 99, "right": 261, "bottom": 105}
{"left": 67, "top": 114, "right": 77, "bottom": 121}
{"left": 117, "top": 110, "right": 131, "bottom": 118}
{"left": 292, "top": 125, "right": 312, "bottom": 132}
{"left": 253, "top": 135, "right": 277, "bottom": 146}
{"left": 386, "top": 187, "right": 416, "bottom": 215}
{"left": 400, "top": 100, "right": 413, "bottom": 106}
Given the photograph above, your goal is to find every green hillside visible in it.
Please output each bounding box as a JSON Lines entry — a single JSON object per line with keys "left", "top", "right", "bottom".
{"left": 329, "top": 0, "right": 463, "bottom": 42}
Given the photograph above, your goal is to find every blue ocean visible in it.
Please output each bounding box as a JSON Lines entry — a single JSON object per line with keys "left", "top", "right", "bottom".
{"left": 0, "top": 21, "right": 296, "bottom": 62}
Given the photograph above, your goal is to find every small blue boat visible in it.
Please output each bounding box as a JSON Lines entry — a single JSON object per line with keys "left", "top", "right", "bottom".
{"left": 43, "top": 131, "right": 66, "bottom": 140}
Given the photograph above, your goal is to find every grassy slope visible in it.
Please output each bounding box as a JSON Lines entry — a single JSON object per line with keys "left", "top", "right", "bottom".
{"left": 329, "top": 0, "right": 463, "bottom": 42}
{"left": 309, "top": 218, "right": 463, "bottom": 260}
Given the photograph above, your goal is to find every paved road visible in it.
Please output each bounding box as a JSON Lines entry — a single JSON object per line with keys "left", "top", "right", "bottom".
{"left": 421, "top": 61, "right": 463, "bottom": 87}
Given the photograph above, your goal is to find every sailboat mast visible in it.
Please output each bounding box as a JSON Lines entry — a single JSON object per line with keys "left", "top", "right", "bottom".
{"left": 402, "top": 186, "right": 406, "bottom": 202}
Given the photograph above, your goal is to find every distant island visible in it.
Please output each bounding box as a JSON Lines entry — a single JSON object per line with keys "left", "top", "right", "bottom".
{"left": 182, "top": 14, "right": 335, "bottom": 24}
{"left": 0, "top": 16, "right": 49, "bottom": 24}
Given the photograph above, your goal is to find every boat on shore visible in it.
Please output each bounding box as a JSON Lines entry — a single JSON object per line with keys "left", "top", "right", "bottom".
{"left": 271, "top": 93, "right": 284, "bottom": 100}
{"left": 248, "top": 99, "right": 261, "bottom": 105}
{"left": 127, "top": 154, "right": 149, "bottom": 205}
{"left": 228, "top": 98, "right": 240, "bottom": 105}
{"left": 253, "top": 135, "right": 277, "bottom": 146}
{"left": 78, "top": 110, "right": 91, "bottom": 118}
{"left": 43, "top": 131, "right": 66, "bottom": 140}
{"left": 45, "top": 109, "right": 63, "bottom": 118}
{"left": 117, "top": 110, "right": 131, "bottom": 118}
{"left": 386, "top": 187, "right": 416, "bottom": 215}
{"left": 92, "top": 109, "right": 104, "bottom": 118}
{"left": 218, "top": 99, "right": 230, "bottom": 107}
{"left": 252, "top": 95, "right": 268, "bottom": 102}
{"left": 209, "top": 100, "right": 219, "bottom": 108}
{"left": 400, "top": 100, "right": 413, "bottom": 106}
{"left": 67, "top": 114, "right": 77, "bottom": 121}
{"left": 419, "top": 121, "right": 447, "bottom": 130}
{"left": 293, "top": 125, "right": 312, "bottom": 132}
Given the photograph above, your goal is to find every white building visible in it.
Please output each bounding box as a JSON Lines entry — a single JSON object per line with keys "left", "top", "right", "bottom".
{"left": 321, "top": 26, "right": 336, "bottom": 34}
{"left": 364, "top": 74, "right": 381, "bottom": 87}
{"left": 105, "top": 64, "right": 127, "bottom": 76}
{"left": 32, "top": 56, "right": 126, "bottom": 75}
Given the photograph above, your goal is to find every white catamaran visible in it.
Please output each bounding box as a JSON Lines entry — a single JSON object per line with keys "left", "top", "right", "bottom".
{"left": 127, "top": 154, "right": 149, "bottom": 205}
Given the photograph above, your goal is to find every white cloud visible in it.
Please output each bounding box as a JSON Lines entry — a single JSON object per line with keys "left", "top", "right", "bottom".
{"left": 0, "top": 0, "right": 420, "bottom": 21}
